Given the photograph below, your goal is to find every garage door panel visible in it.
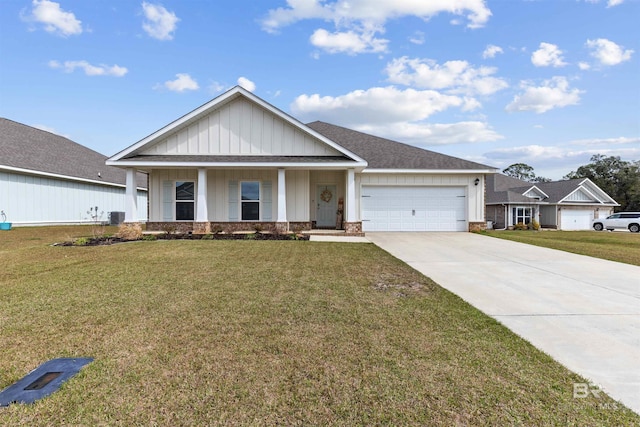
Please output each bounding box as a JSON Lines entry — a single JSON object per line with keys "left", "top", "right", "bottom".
{"left": 362, "top": 186, "right": 467, "bottom": 232}
{"left": 561, "top": 210, "right": 594, "bottom": 230}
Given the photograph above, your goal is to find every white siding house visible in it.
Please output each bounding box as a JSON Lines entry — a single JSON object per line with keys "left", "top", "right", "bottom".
{"left": 107, "top": 87, "right": 496, "bottom": 234}
{"left": 0, "top": 118, "right": 147, "bottom": 226}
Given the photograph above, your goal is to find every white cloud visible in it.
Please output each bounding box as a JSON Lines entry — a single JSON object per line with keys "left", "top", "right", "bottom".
{"left": 262, "top": 1, "right": 491, "bottom": 55}
{"left": 142, "top": 2, "right": 179, "bottom": 40}
{"left": 581, "top": 0, "right": 624, "bottom": 6}
{"left": 237, "top": 77, "right": 256, "bottom": 92}
{"left": 291, "top": 86, "right": 503, "bottom": 145}
{"left": 48, "top": 60, "right": 128, "bottom": 77}
{"left": 506, "top": 76, "right": 582, "bottom": 114}
{"left": 356, "top": 121, "right": 503, "bottom": 145}
{"left": 409, "top": 31, "right": 425, "bottom": 45}
{"left": 157, "top": 73, "right": 199, "bottom": 92}
{"left": 310, "top": 27, "right": 388, "bottom": 54}
{"left": 578, "top": 62, "right": 591, "bottom": 70}
{"left": 292, "top": 86, "right": 464, "bottom": 125}
{"left": 208, "top": 81, "right": 225, "bottom": 94}
{"left": 482, "top": 44, "right": 503, "bottom": 59}
{"left": 385, "top": 57, "right": 508, "bottom": 96}
{"left": 24, "top": 0, "right": 82, "bottom": 37}
{"left": 569, "top": 136, "right": 640, "bottom": 146}
{"left": 531, "top": 42, "right": 567, "bottom": 67}
{"left": 586, "top": 38, "right": 633, "bottom": 66}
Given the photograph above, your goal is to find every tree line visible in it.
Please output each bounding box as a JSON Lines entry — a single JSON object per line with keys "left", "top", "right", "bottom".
{"left": 502, "top": 155, "right": 640, "bottom": 212}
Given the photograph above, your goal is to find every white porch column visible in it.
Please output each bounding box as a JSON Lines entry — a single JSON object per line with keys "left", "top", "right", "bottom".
{"left": 346, "top": 168, "right": 356, "bottom": 223}
{"left": 196, "top": 168, "right": 208, "bottom": 222}
{"left": 124, "top": 167, "right": 138, "bottom": 222}
{"left": 277, "top": 168, "right": 287, "bottom": 222}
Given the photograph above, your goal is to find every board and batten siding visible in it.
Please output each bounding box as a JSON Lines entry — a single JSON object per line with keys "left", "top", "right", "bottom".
{"left": 0, "top": 171, "right": 147, "bottom": 225}
{"left": 140, "top": 98, "right": 342, "bottom": 157}
{"left": 357, "top": 173, "right": 486, "bottom": 223}
{"left": 149, "top": 169, "right": 310, "bottom": 222}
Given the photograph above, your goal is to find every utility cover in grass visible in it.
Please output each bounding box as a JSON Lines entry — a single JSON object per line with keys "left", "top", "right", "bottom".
{"left": 0, "top": 358, "right": 93, "bottom": 406}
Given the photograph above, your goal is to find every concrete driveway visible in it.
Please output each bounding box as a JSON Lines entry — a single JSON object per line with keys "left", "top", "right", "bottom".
{"left": 367, "top": 232, "right": 640, "bottom": 414}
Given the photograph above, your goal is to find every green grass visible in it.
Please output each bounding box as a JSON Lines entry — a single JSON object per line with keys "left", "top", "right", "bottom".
{"left": 1, "top": 226, "right": 638, "bottom": 425}
{"left": 479, "top": 230, "right": 640, "bottom": 266}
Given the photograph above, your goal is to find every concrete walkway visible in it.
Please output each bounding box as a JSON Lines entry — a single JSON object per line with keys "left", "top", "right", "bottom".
{"left": 366, "top": 232, "right": 640, "bottom": 414}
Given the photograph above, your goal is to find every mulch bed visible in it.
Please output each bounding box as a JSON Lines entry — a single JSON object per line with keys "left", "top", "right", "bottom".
{"left": 53, "top": 233, "right": 309, "bottom": 246}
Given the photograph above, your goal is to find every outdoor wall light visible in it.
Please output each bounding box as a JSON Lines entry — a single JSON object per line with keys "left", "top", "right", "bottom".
{"left": 474, "top": 178, "right": 480, "bottom": 186}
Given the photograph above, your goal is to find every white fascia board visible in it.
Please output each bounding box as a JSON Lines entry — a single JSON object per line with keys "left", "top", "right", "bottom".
{"left": 361, "top": 168, "right": 498, "bottom": 174}
{"left": 523, "top": 185, "right": 549, "bottom": 199}
{"left": 579, "top": 178, "right": 619, "bottom": 204}
{"left": 106, "top": 160, "right": 367, "bottom": 170}
{"left": 0, "top": 164, "right": 147, "bottom": 191}
{"left": 108, "top": 86, "right": 368, "bottom": 165}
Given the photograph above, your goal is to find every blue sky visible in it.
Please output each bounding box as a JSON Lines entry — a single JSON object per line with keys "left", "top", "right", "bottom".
{"left": 1, "top": 0, "right": 638, "bottom": 179}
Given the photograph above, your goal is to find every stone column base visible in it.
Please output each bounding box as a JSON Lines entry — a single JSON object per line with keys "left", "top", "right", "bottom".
{"left": 343, "top": 221, "right": 362, "bottom": 234}
{"left": 468, "top": 222, "right": 486, "bottom": 232}
{"left": 193, "top": 222, "right": 211, "bottom": 234}
{"left": 275, "top": 222, "right": 289, "bottom": 233}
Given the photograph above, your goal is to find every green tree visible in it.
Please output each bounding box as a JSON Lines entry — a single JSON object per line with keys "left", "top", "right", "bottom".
{"left": 502, "top": 163, "right": 551, "bottom": 183}
{"left": 564, "top": 155, "right": 640, "bottom": 211}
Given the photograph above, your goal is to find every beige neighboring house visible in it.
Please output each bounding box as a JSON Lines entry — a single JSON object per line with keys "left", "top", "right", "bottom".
{"left": 106, "top": 86, "right": 496, "bottom": 234}
{"left": 486, "top": 174, "right": 618, "bottom": 230}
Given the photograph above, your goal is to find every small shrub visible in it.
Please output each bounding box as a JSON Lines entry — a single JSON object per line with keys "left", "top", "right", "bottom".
{"left": 514, "top": 222, "right": 528, "bottom": 231}
{"left": 211, "top": 225, "right": 223, "bottom": 234}
{"left": 201, "top": 233, "right": 214, "bottom": 240}
{"left": 73, "top": 237, "right": 90, "bottom": 246}
{"left": 244, "top": 233, "right": 257, "bottom": 240}
{"left": 529, "top": 220, "right": 541, "bottom": 231}
{"left": 142, "top": 234, "right": 157, "bottom": 241}
{"left": 253, "top": 223, "right": 263, "bottom": 233}
{"left": 161, "top": 223, "right": 177, "bottom": 235}
{"left": 117, "top": 223, "right": 143, "bottom": 240}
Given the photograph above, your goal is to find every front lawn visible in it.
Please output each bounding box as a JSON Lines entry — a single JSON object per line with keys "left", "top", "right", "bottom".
{"left": 479, "top": 230, "right": 640, "bottom": 266}
{"left": 1, "top": 226, "right": 637, "bottom": 425}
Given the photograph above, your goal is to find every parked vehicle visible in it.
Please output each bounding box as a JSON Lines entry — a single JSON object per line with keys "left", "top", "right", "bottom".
{"left": 592, "top": 212, "right": 640, "bottom": 232}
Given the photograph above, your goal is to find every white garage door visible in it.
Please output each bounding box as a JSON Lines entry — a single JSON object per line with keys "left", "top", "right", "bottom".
{"left": 362, "top": 186, "right": 467, "bottom": 232}
{"left": 561, "top": 209, "right": 594, "bottom": 230}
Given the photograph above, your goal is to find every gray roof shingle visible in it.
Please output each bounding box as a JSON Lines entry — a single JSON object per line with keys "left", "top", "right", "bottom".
{"left": 307, "top": 121, "right": 496, "bottom": 170}
{"left": 0, "top": 118, "right": 147, "bottom": 188}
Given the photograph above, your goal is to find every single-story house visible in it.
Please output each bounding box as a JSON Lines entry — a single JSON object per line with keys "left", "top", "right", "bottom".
{"left": 0, "top": 118, "right": 148, "bottom": 226}
{"left": 486, "top": 173, "right": 618, "bottom": 230}
{"left": 106, "top": 86, "right": 497, "bottom": 234}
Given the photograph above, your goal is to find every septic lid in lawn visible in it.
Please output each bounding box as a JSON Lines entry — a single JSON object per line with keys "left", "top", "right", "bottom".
{"left": 0, "top": 357, "right": 93, "bottom": 406}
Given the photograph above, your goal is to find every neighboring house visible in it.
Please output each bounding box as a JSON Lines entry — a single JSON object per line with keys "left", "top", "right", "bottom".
{"left": 0, "top": 118, "right": 148, "bottom": 226}
{"left": 106, "top": 86, "right": 496, "bottom": 234}
{"left": 486, "top": 174, "right": 618, "bottom": 230}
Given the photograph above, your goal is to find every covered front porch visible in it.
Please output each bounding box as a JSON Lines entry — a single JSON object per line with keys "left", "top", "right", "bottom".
{"left": 123, "top": 166, "right": 363, "bottom": 235}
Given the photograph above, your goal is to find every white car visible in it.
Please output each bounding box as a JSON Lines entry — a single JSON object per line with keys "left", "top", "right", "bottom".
{"left": 592, "top": 212, "right": 640, "bottom": 232}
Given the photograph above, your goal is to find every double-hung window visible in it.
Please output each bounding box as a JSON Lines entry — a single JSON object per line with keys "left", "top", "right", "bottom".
{"left": 176, "top": 181, "right": 195, "bottom": 220}
{"left": 512, "top": 206, "right": 532, "bottom": 225}
{"left": 241, "top": 181, "right": 260, "bottom": 221}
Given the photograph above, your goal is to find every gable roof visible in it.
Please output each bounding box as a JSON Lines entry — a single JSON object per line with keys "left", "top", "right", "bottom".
{"left": 0, "top": 118, "right": 147, "bottom": 189}
{"left": 307, "top": 121, "right": 496, "bottom": 172}
{"left": 107, "top": 86, "right": 367, "bottom": 169}
{"left": 486, "top": 173, "right": 618, "bottom": 205}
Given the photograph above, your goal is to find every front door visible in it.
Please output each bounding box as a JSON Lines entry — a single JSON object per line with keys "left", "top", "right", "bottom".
{"left": 316, "top": 185, "right": 337, "bottom": 228}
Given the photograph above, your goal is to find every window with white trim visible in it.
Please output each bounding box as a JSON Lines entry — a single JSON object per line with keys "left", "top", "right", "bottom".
{"left": 512, "top": 206, "right": 532, "bottom": 225}
{"left": 241, "top": 181, "right": 260, "bottom": 221}
{"left": 176, "top": 181, "right": 195, "bottom": 220}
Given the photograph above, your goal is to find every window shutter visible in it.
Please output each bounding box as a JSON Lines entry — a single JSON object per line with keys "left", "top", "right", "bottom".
{"left": 262, "top": 181, "right": 272, "bottom": 221}
{"left": 162, "top": 181, "right": 173, "bottom": 221}
{"left": 228, "top": 181, "right": 238, "bottom": 221}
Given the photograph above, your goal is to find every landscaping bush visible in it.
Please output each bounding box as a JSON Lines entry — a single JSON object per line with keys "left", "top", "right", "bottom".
{"left": 116, "top": 223, "right": 143, "bottom": 240}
